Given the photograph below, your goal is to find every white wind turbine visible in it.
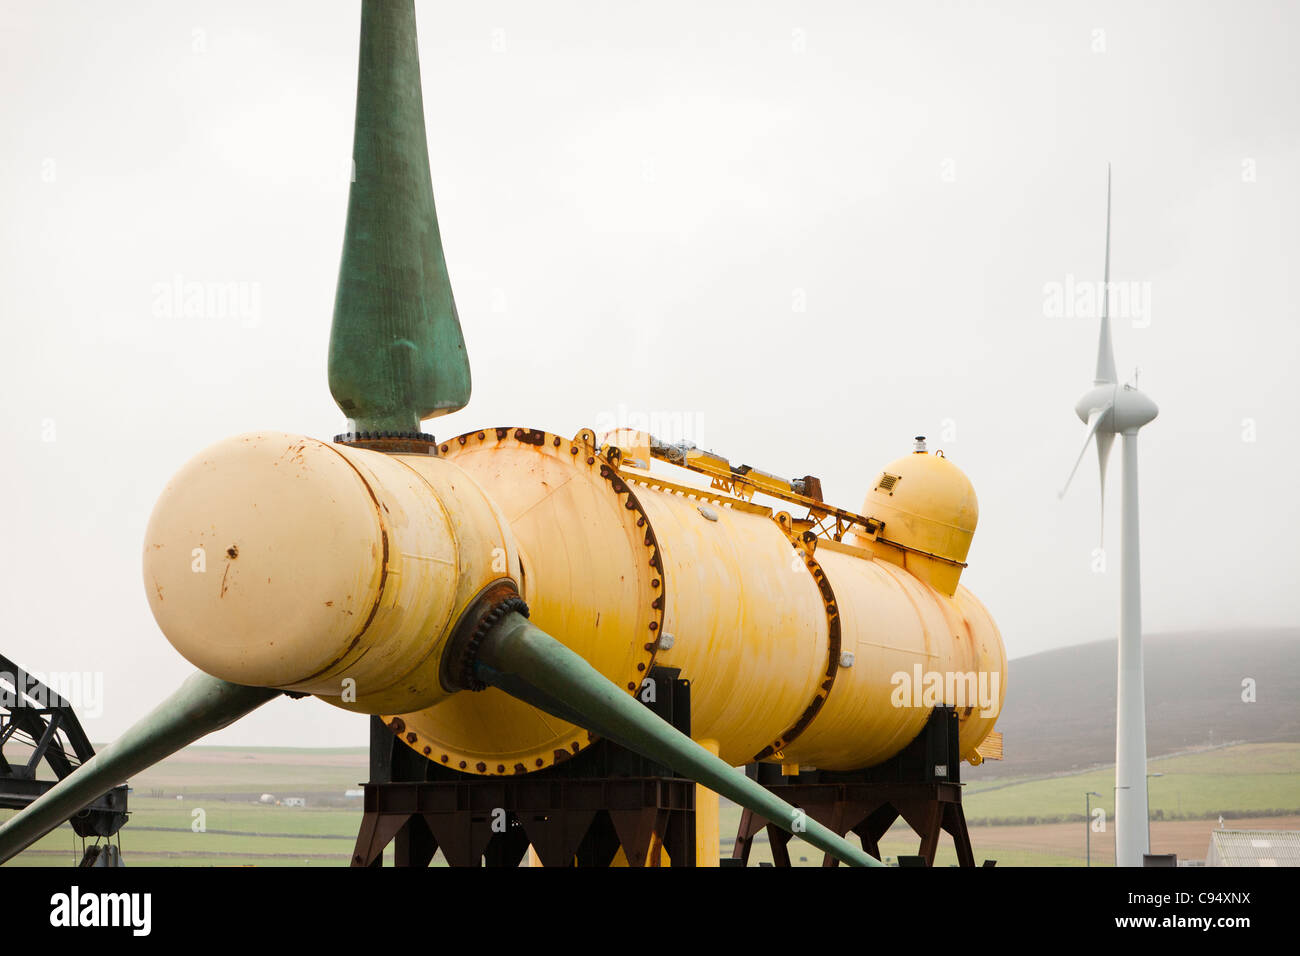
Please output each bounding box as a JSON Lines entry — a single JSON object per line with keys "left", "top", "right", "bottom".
{"left": 1059, "top": 167, "right": 1159, "bottom": 868}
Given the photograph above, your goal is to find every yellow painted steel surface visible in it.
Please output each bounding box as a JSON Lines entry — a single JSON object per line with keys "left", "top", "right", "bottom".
{"left": 143, "top": 425, "right": 1005, "bottom": 777}
{"left": 854, "top": 449, "right": 979, "bottom": 596}
{"left": 629, "top": 479, "right": 830, "bottom": 765}
{"left": 142, "top": 431, "right": 519, "bottom": 715}
{"left": 694, "top": 738, "right": 721, "bottom": 867}
{"left": 779, "top": 543, "right": 1004, "bottom": 768}
{"left": 387, "top": 428, "right": 663, "bottom": 774}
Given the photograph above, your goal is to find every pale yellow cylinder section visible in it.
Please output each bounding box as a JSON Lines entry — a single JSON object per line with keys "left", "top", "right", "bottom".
{"left": 781, "top": 550, "right": 941, "bottom": 768}
{"left": 694, "top": 738, "right": 721, "bottom": 867}
{"left": 142, "top": 432, "right": 518, "bottom": 715}
{"left": 389, "top": 430, "right": 663, "bottom": 775}
{"left": 632, "top": 484, "right": 829, "bottom": 765}
{"left": 315, "top": 447, "right": 524, "bottom": 714}
{"left": 781, "top": 545, "right": 1003, "bottom": 769}
{"left": 950, "top": 586, "right": 1006, "bottom": 760}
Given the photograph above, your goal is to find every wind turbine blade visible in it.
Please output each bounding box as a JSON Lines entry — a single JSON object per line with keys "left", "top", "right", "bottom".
{"left": 1059, "top": 403, "right": 1112, "bottom": 499}
{"left": 1096, "top": 430, "right": 1115, "bottom": 546}
{"left": 1094, "top": 164, "right": 1118, "bottom": 386}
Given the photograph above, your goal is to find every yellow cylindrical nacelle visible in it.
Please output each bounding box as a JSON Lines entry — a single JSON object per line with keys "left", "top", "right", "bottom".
{"left": 142, "top": 426, "right": 1005, "bottom": 777}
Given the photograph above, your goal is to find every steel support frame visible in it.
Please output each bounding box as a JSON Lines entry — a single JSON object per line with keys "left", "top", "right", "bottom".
{"left": 352, "top": 666, "right": 698, "bottom": 867}
{"left": 731, "top": 780, "right": 974, "bottom": 867}
{"left": 0, "top": 654, "right": 130, "bottom": 839}
{"left": 731, "top": 705, "right": 978, "bottom": 867}
{"left": 351, "top": 776, "right": 695, "bottom": 867}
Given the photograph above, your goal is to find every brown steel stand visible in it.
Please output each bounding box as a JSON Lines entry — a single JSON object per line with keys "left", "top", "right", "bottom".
{"left": 351, "top": 667, "right": 696, "bottom": 867}
{"left": 730, "top": 706, "right": 980, "bottom": 867}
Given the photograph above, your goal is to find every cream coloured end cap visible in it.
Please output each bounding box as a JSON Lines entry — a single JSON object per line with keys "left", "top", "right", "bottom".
{"left": 142, "top": 432, "right": 392, "bottom": 691}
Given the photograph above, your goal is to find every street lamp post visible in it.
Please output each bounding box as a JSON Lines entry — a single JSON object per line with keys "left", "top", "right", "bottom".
{"left": 1146, "top": 772, "right": 1164, "bottom": 852}
{"left": 1085, "top": 791, "right": 1102, "bottom": 867}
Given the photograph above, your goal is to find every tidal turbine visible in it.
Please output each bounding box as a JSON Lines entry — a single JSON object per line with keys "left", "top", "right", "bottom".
{"left": 0, "top": 0, "right": 887, "bottom": 868}
{"left": 0, "top": 1, "right": 1007, "bottom": 868}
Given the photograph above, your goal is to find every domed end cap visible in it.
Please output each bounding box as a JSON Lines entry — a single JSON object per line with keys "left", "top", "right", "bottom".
{"left": 861, "top": 447, "right": 979, "bottom": 594}
{"left": 142, "top": 432, "right": 386, "bottom": 690}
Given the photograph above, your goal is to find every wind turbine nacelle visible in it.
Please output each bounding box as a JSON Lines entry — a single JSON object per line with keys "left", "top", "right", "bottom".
{"left": 1075, "top": 384, "right": 1159, "bottom": 432}
{"left": 141, "top": 427, "right": 1007, "bottom": 778}
{"left": 1110, "top": 386, "right": 1159, "bottom": 432}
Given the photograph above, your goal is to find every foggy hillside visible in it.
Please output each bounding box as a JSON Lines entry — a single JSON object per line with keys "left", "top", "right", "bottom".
{"left": 970, "top": 629, "right": 1299, "bottom": 779}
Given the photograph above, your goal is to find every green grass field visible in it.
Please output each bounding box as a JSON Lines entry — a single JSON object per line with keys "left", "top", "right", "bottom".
{"left": 962, "top": 742, "right": 1300, "bottom": 824}
{"left": 1, "top": 744, "right": 372, "bottom": 867}
{"left": 3, "top": 741, "right": 1296, "bottom": 866}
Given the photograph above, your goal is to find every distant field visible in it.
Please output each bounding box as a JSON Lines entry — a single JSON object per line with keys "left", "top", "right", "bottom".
{"left": 118, "top": 745, "right": 370, "bottom": 795}
{"left": 962, "top": 742, "right": 1300, "bottom": 824}
{"left": 723, "top": 813, "right": 1300, "bottom": 868}
{"left": 1, "top": 745, "right": 372, "bottom": 867}
{"left": 3, "top": 741, "right": 1296, "bottom": 866}
{"left": 720, "top": 742, "right": 1300, "bottom": 866}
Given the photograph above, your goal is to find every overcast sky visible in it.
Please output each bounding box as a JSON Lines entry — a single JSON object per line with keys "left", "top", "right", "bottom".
{"left": 2, "top": 0, "right": 1296, "bottom": 747}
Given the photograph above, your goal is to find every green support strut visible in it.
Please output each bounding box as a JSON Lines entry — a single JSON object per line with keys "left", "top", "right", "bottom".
{"left": 476, "top": 612, "right": 886, "bottom": 868}
{"left": 0, "top": 673, "right": 279, "bottom": 864}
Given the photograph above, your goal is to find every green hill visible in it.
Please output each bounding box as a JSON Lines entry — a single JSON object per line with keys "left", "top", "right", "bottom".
{"left": 971, "top": 628, "right": 1300, "bottom": 780}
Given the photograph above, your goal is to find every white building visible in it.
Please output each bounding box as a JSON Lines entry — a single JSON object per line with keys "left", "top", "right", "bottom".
{"left": 1205, "top": 829, "right": 1300, "bottom": 867}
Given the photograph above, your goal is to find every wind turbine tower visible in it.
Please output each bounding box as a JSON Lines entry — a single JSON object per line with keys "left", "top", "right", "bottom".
{"left": 1060, "top": 167, "right": 1159, "bottom": 867}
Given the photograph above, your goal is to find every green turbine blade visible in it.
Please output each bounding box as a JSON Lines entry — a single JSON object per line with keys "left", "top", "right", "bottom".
{"left": 329, "top": 0, "right": 470, "bottom": 434}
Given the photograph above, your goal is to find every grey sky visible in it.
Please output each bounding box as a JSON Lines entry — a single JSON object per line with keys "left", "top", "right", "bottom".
{"left": 2, "top": 0, "right": 1296, "bottom": 747}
